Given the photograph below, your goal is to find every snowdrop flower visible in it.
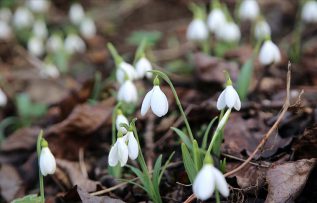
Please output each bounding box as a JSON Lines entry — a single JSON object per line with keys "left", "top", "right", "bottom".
{"left": 216, "top": 21, "right": 241, "bottom": 42}
{"left": 13, "top": 7, "right": 34, "bottom": 29}
{"left": 141, "top": 77, "right": 168, "bottom": 117}
{"left": 0, "top": 8, "right": 12, "bottom": 23}
{"left": 80, "top": 17, "right": 96, "bottom": 39}
{"left": 39, "top": 145, "right": 56, "bottom": 176}
{"left": 0, "top": 88, "right": 7, "bottom": 107}
{"left": 239, "top": 0, "right": 260, "bottom": 21}
{"left": 217, "top": 77, "right": 241, "bottom": 111}
{"left": 32, "top": 19, "right": 48, "bottom": 39}
{"left": 302, "top": 0, "right": 317, "bottom": 23}
{"left": 193, "top": 164, "right": 229, "bottom": 200}
{"left": 69, "top": 3, "right": 85, "bottom": 25}
{"left": 46, "top": 33, "right": 63, "bottom": 53}
{"left": 0, "top": 21, "right": 12, "bottom": 40}
{"left": 135, "top": 57, "right": 152, "bottom": 79}
{"left": 27, "top": 0, "right": 50, "bottom": 13}
{"left": 123, "top": 131, "right": 139, "bottom": 160}
{"left": 64, "top": 33, "right": 86, "bottom": 54}
{"left": 254, "top": 19, "right": 271, "bottom": 40}
{"left": 108, "top": 136, "right": 128, "bottom": 167}
{"left": 258, "top": 40, "right": 281, "bottom": 65}
{"left": 116, "top": 62, "right": 136, "bottom": 84}
{"left": 207, "top": 8, "right": 226, "bottom": 33}
{"left": 28, "top": 36, "right": 44, "bottom": 57}
{"left": 117, "top": 80, "right": 138, "bottom": 104}
{"left": 116, "top": 111, "right": 129, "bottom": 134}
{"left": 40, "top": 63, "right": 60, "bottom": 79}
{"left": 186, "top": 19, "right": 208, "bottom": 41}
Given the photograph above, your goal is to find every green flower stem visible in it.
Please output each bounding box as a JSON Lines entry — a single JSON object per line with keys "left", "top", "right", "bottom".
{"left": 215, "top": 189, "right": 221, "bottom": 203}
{"left": 111, "top": 103, "right": 122, "bottom": 144}
{"left": 150, "top": 70, "right": 194, "bottom": 142}
{"left": 36, "top": 130, "right": 45, "bottom": 203}
{"left": 107, "top": 43, "right": 123, "bottom": 67}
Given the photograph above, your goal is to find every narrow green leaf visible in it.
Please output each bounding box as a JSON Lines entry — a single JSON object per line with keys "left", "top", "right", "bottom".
{"left": 236, "top": 58, "right": 254, "bottom": 101}
{"left": 192, "top": 140, "right": 202, "bottom": 171}
{"left": 152, "top": 155, "right": 162, "bottom": 189}
{"left": 12, "top": 194, "right": 41, "bottom": 203}
{"left": 202, "top": 117, "right": 218, "bottom": 150}
{"left": 171, "top": 127, "right": 192, "bottom": 149}
{"left": 181, "top": 143, "right": 197, "bottom": 183}
{"left": 159, "top": 152, "right": 175, "bottom": 184}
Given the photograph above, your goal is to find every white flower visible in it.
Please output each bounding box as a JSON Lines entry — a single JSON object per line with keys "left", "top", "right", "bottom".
{"left": 302, "top": 1, "right": 317, "bottom": 23}
{"left": 0, "top": 8, "right": 12, "bottom": 23}
{"left": 27, "top": 0, "right": 50, "bottom": 13}
{"left": 141, "top": 85, "right": 168, "bottom": 117}
{"left": 13, "top": 7, "right": 34, "bottom": 29}
{"left": 116, "top": 62, "right": 136, "bottom": 84}
{"left": 116, "top": 114, "right": 129, "bottom": 134}
{"left": 239, "top": 0, "right": 260, "bottom": 21}
{"left": 254, "top": 19, "right": 271, "bottom": 40}
{"left": 216, "top": 22, "right": 241, "bottom": 42}
{"left": 39, "top": 147, "right": 56, "bottom": 176}
{"left": 28, "top": 36, "right": 44, "bottom": 57}
{"left": 80, "top": 17, "right": 96, "bottom": 39}
{"left": 258, "top": 40, "right": 281, "bottom": 65}
{"left": 69, "top": 3, "right": 85, "bottom": 25}
{"left": 135, "top": 57, "right": 152, "bottom": 79}
{"left": 108, "top": 137, "right": 129, "bottom": 167}
{"left": 186, "top": 19, "right": 209, "bottom": 41}
{"left": 0, "top": 21, "right": 12, "bottom": 40}
{"left": 40, "top": 63, "right": 60, "bottom": 79}
{"left": 0, "top": 88, "right": 7, "bottom": 107}
{"left": 193, "top": 164, "right": 229, "bottom": 200}
{"left": 207, "top": 8, "right": 226, "bottom": 33}
{"left": 46, "top": 34, "right": 63, "bottom": 53}
{"left": 217, "top": 85, "right": 241, "bottom": 111}
{"left": 64, "top": 33, "right": 86, "bottom": 54}
{"left": 117, "top": 80, "right": 138, "bottom": 103}
{"left": 123, "top": 131, "right": 139, "bottom": 160}
{"left": 32, "top": 19, "right": 48, "bottom": 39}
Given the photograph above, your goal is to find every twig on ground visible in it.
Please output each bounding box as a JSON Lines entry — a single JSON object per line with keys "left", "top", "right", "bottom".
{"left": 79, "top": 147, "right": 88, "bottom": 179}
{"left": 221, "top": 153, "right": 271, "bottom": 168}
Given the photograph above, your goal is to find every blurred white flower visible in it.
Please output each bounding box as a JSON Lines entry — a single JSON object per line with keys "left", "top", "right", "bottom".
{"left": 254, "top": 19, "right": 271, "bottom": 40}
{"left": 186, "top": 19, "right": 209, "bottom": 41}
{"left": 27, "top": 0, "right": 50, "bottom": 13}
{"left": 302, "top": 0, "right": 317, "bottom": 23}
{"left": 135, "top": 57, "right": 152, "bottom": 79}
{"left": 116, "top": 62, "right": 136, "bottom": 84}
{"left": 258, "top": 40, "right": 281, "bottom": 65}
{"left": 64, "top": 33, "right": 86, "bottom": 54}
{"left": 69, "top": 3, "right": 85, "bottom": 25}
{"left": 0, "top": 88, "right": 7, "bottom": 107}
{"left": 80, "top": 17, "right": 96, "bottom": 39}
{"left": 193, "top": 164, "right": 229, "bottom": 201}
{"left": 217, "top": 85, "right": 241, "bottom": 111}
{"left": 207, "top": 8, "right": 226, "bottom": 33}
{"left": 123, "top": 131, "right": 139, "bottom": 160}
{"left": 32, "top": 19, "right": 48, "bottom": 39}
{"left": 39, "top": 147, "right": 56, "bottom": 176}
{"left": 239, "top": 0, "right": 260, "bottom": 21}
{"left": 0, "top": 8, "right": 12, "bottom": 23}
{"left": 40, "top": 63, "right": 60, "bottom": 79}
{"left": 13, "top": 7, "right": 34, "bottom": 29}
{"left": 141, "top": 85, "right": 168, "bottom": 117}
{"left": 28, "top": 36, "right": 44, "bottom": 57}
{"left": 108, "top": 137, "right": 128, "bottom": 167}
{"left": 117, "top": 80, "right": 138, "bottom": 104}
{"left": 116, "top": 113, "right": 129, "bottom": 134}
{"left": 46, "top": 34, "right": 63, "bottom": 53}
{"left": 216, "top": 21, "right": 241, "bottom": 42}
{"left": 0, "top": 21, "right": 12, "bottom": 40}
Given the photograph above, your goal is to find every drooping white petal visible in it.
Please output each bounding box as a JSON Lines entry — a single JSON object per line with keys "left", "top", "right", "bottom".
{"left": 13, "top": 7, "right": 34, "bottom": 29}
{"left": 40, "top": 63, "right": 60, "bottom": 79}
{"left": 108, "top": 142, "right": 119, "bottom": 166}
{"left": 28, "top": 36, "right": 44, "bottom": 57}
{"left": 116, "top": 138, "right": 128, "bottom": 167}
{"left": 150, "top": 86, "right": 169, "bottom": 117}
{"left": 234, "top": 95, "right": 241, "bottom": 111}
{"left": 135, "top": 57, "right": 152, "bottom": 79}
{"left": 39, "top": 147, "right": 56, "bottom": 176}
{"left": 217, "top": 90, "right": 226, "bottom": 110}
{"left": 210, "top": 166, "right": 230, "bottom": 197}
{"left": 255, "top": 20, "right": 271, "bottom": 40}
{"left": 127, "top": 132, "right": 139, "bottom": 160}
{"left": 116, "top": 114, "right": 129, "bottom": 134}
{"left": 69, "top": 3, "right": 85, "bottom": 25}
{"left": 0, "top": 21, "right": 11, "bottom": 40}
{"left": 117, "top": 80, "right": 138, "bottom": 103}
{"left": 193, "top": 165, "right": 215, "bottom": 201}
{"left": 0, "top": 8, "right": 12, "bottom": 23}
{"left": 224, "top": 86, "right": 238, "bottom": 108}
{"left": 259, "top": 40, "right": 281, "bottom": 65}
{"left": 80, "top": 17, "right": 96, "bottom": 39}
{"left": 302, "top": 1, "right": 317, "bottom": 23}
{"left": 207, "top": 9, "right": 226, "bottom": 33}
{"left": 239, "top": 0, "right": 260, "bottom": 21}
{"left": 27, "top": 0, "right": 50, "bottom": 13}
{"left": 64, "top": 34, "right": 86, "bottom": 54}
{"left": 216, "top": 22, "right": 241, "bottom": 42}
{"left": 32, "top": 19, "right": 48, "bottom": 39}
{"left": 141, "top": 88, "right": 154, "bottom": 116}
{"left": 116, "top": 62, "right": 136, "bottom": 84}
{"left": 0, "top": 89, "right": 7, "bottom": 107}
{"left": 186, "top": 19, "right": 209, "bottom": 41}
{"left": 46, "top": 34, "right": 63, "bottom": 53}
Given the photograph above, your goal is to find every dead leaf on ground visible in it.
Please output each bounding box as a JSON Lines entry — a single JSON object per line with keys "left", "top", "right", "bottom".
{"left": 292, "top": 126, "right": 317, "bottom": 159}
{"left": 265, "top": 158, "right": 316, "bottom": 203}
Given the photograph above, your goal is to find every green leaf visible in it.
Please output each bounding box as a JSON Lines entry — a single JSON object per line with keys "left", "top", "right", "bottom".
{"left": 171, "top": 127, "right": 192, "bottom": 149}
{"left": 159, "top": 152, "right": 175, "bottom": 184}
{"left": 12, "top": 194, "right": 41, "bottom": 203}
{"left": 192, "top": 140, "right": 202, "bottom": 171}
{"left": 236, "top": 58, "right": 254, "bottom": 101}
{"left": 152, "top": 154, "right": 162, "bottom": 189}
{"left": 202, "top": 117, "right": 218, "bottom": 150}
{"left": 181, "top": 143, "right": 197, "bottom": 183}
{"left": 127, "top": 30, "right": 162, "bottom": 46}
{"left": 126, "top": 165, "right": 147, "bottom": 189}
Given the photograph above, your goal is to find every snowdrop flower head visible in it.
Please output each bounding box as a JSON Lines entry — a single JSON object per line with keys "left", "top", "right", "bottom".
{"left": 216, "top": 21, "right": 241, "bottom": 42}
{"left": 108, "top": 135, "right": 129, "bottom": 167}
{"left": 116, "top": 61, "right": 136, "bottom": 84}
{"left": 32, "top": 19, "right": 48, "bottom": 39}
{"left": 27, "top": 0, "right": 50, "bottom": 13}
{"left": 80, "top": 17, "right": 96, "bottom": 39}
{"left": 39, "top": 140, "right": 56, "bottom": 176}
{"left": 302, "top": 0, "right": 317, "bottom": 23}
{"left": 207, "top": 8, "right": 226, "bottom": 33}
{"left": 186, "top": 4, "right": 208, "bottom": 41}
{"left": 141, "top": 76, "right": 169, "bottom": 117}
{"left": 46, "top": 33, "right": 63, "bottom": 53}
{"left": 0, "top": 88, "right": 7, "bottom": 107}
{"left": 217, "top": 73, "right": 241, "bottom": 111}
{"left": 239, "top": 0, "right": 260, "bottom": 21}
{"left": 254, "top": 18, "right": 271, "bottom": 40}
{"left": 0, "top": 8, "right": 12, "bottom": 23}
{"left": 64, "top": 33, "right": 86, "bottom": 54}
{"left": 13, "top": 7, "right": 34, "bottom": 29}
{"left": 193, "top": 163, "right": 229, "bottom": 200}
{"left": 116, "top": 110, "right": 129, "bottom": 134}
{"left": 40, "top": 62, "right": 60, "bottom": 79}
{"left": 117, "top": 79, "right": 138, "bottom": 104}
{"left": 0, "top": 21, "right": 12, "bottom": 40}
{"left": 135, "top": 57, "right": 153, "bottom": 79}
{"left": 69, "top": 3, "right": 85, "bottom": 25}
{"left": 28, "top": 36, "right": 44, "bottom": 57}
{"left": 258, "top": 39, "right": 281, "bottom": 66}
{"left": 123, "top": 131, "right": 139, "bottom": 160}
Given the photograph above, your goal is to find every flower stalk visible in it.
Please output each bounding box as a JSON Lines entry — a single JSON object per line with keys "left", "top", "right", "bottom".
{"left": 36, "top": 130, "right": 45, "bottom": 203}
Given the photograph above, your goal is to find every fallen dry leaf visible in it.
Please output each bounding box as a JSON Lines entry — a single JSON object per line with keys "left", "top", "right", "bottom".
{"left": 292, "top": 125, "right": 317, "bottom": 159}
{"left": 265, "top": 159, "right": 316, "bottom": 203}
